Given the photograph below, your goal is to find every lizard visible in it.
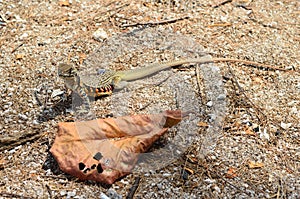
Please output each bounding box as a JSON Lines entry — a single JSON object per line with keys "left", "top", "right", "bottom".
{"left": 57, "top": 57, "right": 286, "bottom": 114}
{"left": 58, "top": 57, "right": 213, "bottom": 99}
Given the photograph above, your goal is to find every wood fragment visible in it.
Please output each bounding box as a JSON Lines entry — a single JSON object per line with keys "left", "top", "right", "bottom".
{"left": 0, "top": 131, "right": 45, "bottom": 151}
{"left": 197, "top": 121, "right": 209, "bottom": 127}
{"left": 11, "top": 43, "right": 24, "bottom": 53}
{"left": 58, "top": 0, "right": 70, "bottom": 7}
{"left": 248, "top": 161, "right": 264, "bottom": 169}
{"left": 15, "top": 53, "right": 25, "bottom": 60}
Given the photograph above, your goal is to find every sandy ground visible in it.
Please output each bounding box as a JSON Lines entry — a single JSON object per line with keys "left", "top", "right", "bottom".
{"left": 0, "top": 0, "right": 299, "bottom": 198}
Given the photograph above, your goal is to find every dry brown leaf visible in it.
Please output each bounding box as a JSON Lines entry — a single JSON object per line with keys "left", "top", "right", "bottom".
{"left": 225, "top": 167, "right": 237, "bottom": 179}
{"left": 245, "top": 128, "right": 256, "bottom": 136}
{"left": 248, "top": 161, "right": 264, "bottom": 169}
{"left": 79, "top": 53, "right": 87, "bottom": 64}
{"left": 50, "top": 110, "right": 186, "bottom": 184}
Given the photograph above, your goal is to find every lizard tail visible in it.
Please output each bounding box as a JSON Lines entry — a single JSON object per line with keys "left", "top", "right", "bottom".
{"left": 118, "top": 57, "right": 213, "bottom": 81}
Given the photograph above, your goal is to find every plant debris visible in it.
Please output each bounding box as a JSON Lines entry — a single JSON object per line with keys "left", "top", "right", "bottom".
{"left": 50, "top": 110, "right": 186, "bottom": 184}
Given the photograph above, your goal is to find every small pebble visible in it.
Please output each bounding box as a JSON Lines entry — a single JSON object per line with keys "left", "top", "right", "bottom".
{"left": 74, "top": 196, "right": 84, "bottom": 199}
{"left": 106, "top": 189, "right": 122, "bottom": 199}
{"left": 183, "top": 75, "right": 191, "bottom": 80}
{"left": 204, "top": 178, "right": 216, "bottom": 184}
{"left": 51, "top": 89, "right": 65, "bottom": 98}
{"left": 208, "top": 113, "right": 216, "bottom": 121}
{"left": 217, "top": 94, "right": 226, "bottom": 100}
{"left": 20, "top": 32, "right": 29, "bottom": 40}
{"left": 67, "top": 190, "right": 76, "bottom": 198}
{"left": 207, "top": 101, "right": 213, "bottom": 107}
{"left": 162, "top": 173, "right": 171, "bottom": 177}
{"left": 119, "top": 179, "right": 129, "bottom": 185}
{"left": 32, "top": 120, "right": 40, "bottom": 125}
{"left": 157, "top": 183, "right": 163, "bottom": 189}
{"left": 100, "top": 192, "right": 110, "bottom": 199}
{"left": 18, "top": 113, "right": 28, "bottom": 120}
{"left": 280, "top": 122, "right": 292, "bottom": 130}
{"left": 9, "top": 149, "right": 16, "bottom": 154}
{"left": 210, "top": 155, "right": 216, "bottom": 160}
{"left": 60, "top": 190, "right": 66, "bottom": 196}
{"left": 259, "top": 128, "right": 269, "bottom": 141}
{"left": 93, "top": 28, "right": 108, "bottom": 42}
{"left": 291, "top": 106, "right": 297, "bottom": 114}
{"left": 29, "top": 170, "right": 37, "bottom": 174}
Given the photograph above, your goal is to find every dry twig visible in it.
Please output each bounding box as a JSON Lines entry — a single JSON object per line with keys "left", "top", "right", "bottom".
{"left": 121, "top": 16, "right": 190, "bottom": 28}
{"left": 126, "top": 177, "right": 141, "bottom": 199}
{"left": 225, "top": 64, "right": 268, "bottom": 124}
{"left": 213, "top": 0, "right": 232, "bottom": 8}
{"left": 211, "top": 58, "right": 290, "bottom": 72}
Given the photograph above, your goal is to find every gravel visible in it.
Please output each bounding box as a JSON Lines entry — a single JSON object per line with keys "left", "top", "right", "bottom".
{"left": 0, "top": 0, "right": 299, "bottom": 198}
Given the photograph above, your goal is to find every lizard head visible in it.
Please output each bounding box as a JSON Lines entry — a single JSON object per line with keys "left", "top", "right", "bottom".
{"left": 58, "top": 63, "right": 77, "bottom": 78}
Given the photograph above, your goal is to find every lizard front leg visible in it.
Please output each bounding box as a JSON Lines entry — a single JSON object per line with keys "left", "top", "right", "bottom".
{"left": 73, "top": 86, "right": 95, "bottom": 120}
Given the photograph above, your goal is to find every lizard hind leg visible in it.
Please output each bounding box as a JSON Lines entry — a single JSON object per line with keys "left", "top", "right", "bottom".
{"left": 113, "top": 80, "right": 128, "bottom": 90}
{"left": 111, "top": 76, "right": 128, "bottom": 90}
